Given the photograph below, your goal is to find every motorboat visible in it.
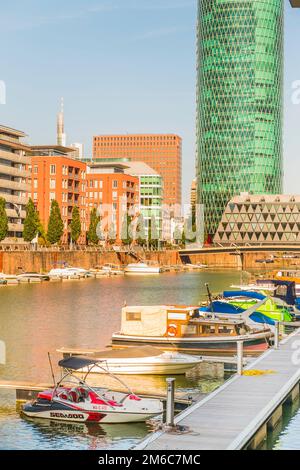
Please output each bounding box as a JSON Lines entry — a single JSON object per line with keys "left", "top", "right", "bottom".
{"left": 124, "top": 263, "right": 161, "bottom": 275}
{"left": 22, "top": 356, "right": 163, "bottom": 424}
{"left": 16, "top": 272, "right": 50, "bottom": 282}
{"left": 111, "top": 303, "right": 273, "bottom": 356}
{"left": 0, "top": 273, "right": 18, "bottom": 285}
{"left": 48, "top": 267, "right": 90, "bottom": 279}
{"left": 101, "top": 264, "right": 124, "bottom": 276}
{"left": 60, "top": 346, "right": 202, "bottom": 375}
{"left": 200, "top": 291, "right": 294, "bottom": 325}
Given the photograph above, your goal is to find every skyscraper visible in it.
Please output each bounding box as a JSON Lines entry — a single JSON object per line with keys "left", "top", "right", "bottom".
{"left": 196, "top": 0, "right": 284, "bottom": 240}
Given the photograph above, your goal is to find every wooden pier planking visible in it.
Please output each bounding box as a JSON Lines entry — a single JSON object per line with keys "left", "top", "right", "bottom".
{"left": 135, "top": 328, "right": 300, "bottom": 450}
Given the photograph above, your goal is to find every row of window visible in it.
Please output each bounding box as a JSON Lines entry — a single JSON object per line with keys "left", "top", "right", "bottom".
{"left": 31, "top": 164, "right": 86, "bottom": 179}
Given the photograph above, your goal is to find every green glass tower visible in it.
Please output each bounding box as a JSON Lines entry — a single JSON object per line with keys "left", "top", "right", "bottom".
{"left": 196, "top": 0, "right": 284, "bottom": 239}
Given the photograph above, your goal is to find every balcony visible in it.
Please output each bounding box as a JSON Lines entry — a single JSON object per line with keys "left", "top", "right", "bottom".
{"left": 0, "top": 192, "right": 28, "bottom": 206}
{"left": 0, "top": 178, "right": 30, "bottom": 192}
{"left": 0, "top": 163, "right": 30, "bottom": 179}
{"left": 6, "top": 209, "right": 26, "bottom": 219}
{"left": 0, "top": 149, "right": 29, "bottom": 165}
{"left": 8, "top": 223, "right": 24, "bottom": 233}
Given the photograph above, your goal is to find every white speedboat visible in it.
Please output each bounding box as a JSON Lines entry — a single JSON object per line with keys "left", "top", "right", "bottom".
{"left": 72, "top": 346, "right": 201, "bottom": 375}
{"left": 22, "top": 356, "right": 163, "bottom": 424}
{"left": 124, "top": 263, "right": 161, "bottom": 275}
{"left": 16, "top": 272, "right": 50, "bottom": 282}
{"left": 49, "top": 267, "right": 90, "bottom": 279}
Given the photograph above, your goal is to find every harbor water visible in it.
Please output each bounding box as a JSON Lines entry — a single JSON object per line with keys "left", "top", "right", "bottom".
{"left": 1, "top": 270, "right": 299, "bottom": 450}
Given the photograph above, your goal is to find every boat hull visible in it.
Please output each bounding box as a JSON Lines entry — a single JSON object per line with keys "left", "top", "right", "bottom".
{"left": 22, "top": 401, "right": 161, "bottom": 424}
{"left": 79, "top": 361, "right": 200, "bottom": 375}
{"left": 111, "top": 332, "right": 272, "bottom": 356}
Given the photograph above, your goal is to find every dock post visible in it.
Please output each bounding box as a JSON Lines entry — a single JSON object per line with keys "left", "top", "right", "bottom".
{"left": 166, "top": 378, "right": 175, "bottom": 428}
{"left": 237, "top": 341, "right": 244, "bottom": 376}
{"left": 274, "top": 322, "right": 280, "bottom": 350}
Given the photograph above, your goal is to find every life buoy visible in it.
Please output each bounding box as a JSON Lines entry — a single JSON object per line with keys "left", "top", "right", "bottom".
{"left": 167, "top": 324, "right": 178, "bottom": 337}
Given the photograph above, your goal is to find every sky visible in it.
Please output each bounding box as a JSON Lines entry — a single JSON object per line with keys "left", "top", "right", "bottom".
{"left": 0, "top": 0, "right": 300, "bottom": 203}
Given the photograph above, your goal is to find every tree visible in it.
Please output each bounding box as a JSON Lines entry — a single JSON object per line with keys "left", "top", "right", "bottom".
{"left": 121, "top": 215, "right": 133, "bottom": 246}
{"left": 70, "top": 206, "right": 81, "bottom": 243}
{"left": 149, "top": 215, "right": 159, "bottom": 249}
{"left": 87, "top": 208, "right": 100, "bottom": 245}
{"left": 23, "top": 198, "right": 39, "bottom": 242}
{"left": 0, "top": 198, "right": 8, "bottom": 242}
{"left": 47, "top": 200, "right": 64, "bottom": 245}
{"left": 136, "top": 214, "right": 146, "bottom": 246}
{"left": 107, "top": 222, "right": 117, "bottom": 245}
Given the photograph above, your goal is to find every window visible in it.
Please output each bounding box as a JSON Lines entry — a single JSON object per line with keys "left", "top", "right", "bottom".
{"left": 112, "top": 191, "right": 118, "bottom": 200}
{"left": 113, "top": 180, "right": 118, "bottom": 188}
{"left": 33, "top": 192, "right": 38, "bottom": 200}
{"left": 50, "top": 192, "right": 56, "bottom": 201}
{"left": 33, "top": 179, "right": 38, "bottom": 189}
{"left": 94, "top": 180, "right": 98, "bottom": 189}
{"left": 99, "top": 180, "right": 103, "bottom": 189}
{"left": 126, "top": 312, "right": 142, "bottom": 321}
{"left": 50, "top": 179, "right": 56, "bottom": 189}
{"left": 34, "top": 165, "right": 38, "bottom": 174}
{"left": 50, "top": 165, "right": 56, "bottom": 175}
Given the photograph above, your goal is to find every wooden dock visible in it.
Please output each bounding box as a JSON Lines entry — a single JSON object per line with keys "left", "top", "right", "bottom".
{"left": 135, "top": 328, "right": 300, "bottom": 450}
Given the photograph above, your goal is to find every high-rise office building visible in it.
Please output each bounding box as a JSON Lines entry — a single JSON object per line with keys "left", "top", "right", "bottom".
{"left": 93, "top": 134, "right": 182, "bottom": 207}
{"left": 196, "top": 0, "right": 284, "bottom": 240}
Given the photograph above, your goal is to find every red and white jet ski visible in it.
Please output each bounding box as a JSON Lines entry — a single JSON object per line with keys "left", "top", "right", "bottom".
{"left": 22, "top": 356, "right": 163, "bottom": 424}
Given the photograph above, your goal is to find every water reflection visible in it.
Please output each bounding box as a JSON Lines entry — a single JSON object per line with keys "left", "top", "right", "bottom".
{"left": 0, "top": 271, "right": 240, "bottom": 450}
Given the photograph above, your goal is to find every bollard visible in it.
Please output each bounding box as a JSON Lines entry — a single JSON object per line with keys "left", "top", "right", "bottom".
{"left": 166, "top": 378, "right": 175, "bottom": 427}
{"left": 237, "top": 341, "right": 244, "bottom": 376}
{"left": 274, "top": 322, "right": 280, "bottom": 350}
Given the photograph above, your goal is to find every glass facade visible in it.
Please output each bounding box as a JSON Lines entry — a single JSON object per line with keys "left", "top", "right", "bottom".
{"left": 196, "top": 0, "right": 284, "bottom": 238}
{"left": 139, "top": 175, "right": 163, "bottom": 237}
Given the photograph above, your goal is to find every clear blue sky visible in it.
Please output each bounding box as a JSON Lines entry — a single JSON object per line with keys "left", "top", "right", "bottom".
{"left": 0, "top": 0, "right": 300, "bottom": 203}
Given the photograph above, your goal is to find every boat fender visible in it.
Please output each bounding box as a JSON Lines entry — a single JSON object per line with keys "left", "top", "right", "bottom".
{"left": 167, "top": 324, "right": 178, "bottom": 337}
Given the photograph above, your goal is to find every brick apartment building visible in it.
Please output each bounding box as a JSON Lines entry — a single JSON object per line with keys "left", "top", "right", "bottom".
{"left": 86, "top": 162, "right": 139, "bottom": 242}
{"left": 92, "top": 134, "right": 182, "bottom": 207}
{"left": 29, "top": 146, "right": 87, "bottom": 244}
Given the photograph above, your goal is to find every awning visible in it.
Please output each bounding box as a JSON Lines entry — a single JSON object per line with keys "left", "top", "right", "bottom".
{"left": 58, "top": 356, "right": 98, "bottom": 371}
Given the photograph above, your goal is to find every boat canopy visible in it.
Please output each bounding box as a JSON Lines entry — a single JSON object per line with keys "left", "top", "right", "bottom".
{"left": 120, "top": 306, "right": 168, "bottom": 337}
{"left": 58, "top": 356, "right": 98, "bottom": 371}
{"left": 223, "top": 291, "right": 266, "bottom": 301}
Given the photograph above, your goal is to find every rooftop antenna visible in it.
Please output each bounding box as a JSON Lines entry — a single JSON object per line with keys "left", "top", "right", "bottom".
{"left": 57, "top": 97, "right": 66, "bottom": 147}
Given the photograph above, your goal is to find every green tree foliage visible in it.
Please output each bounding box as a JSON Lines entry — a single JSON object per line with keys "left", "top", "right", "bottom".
{"left": 87, "top": 208, "right": 100, "bottom": 245}
{"left": 70, "top": 206, "right": 81, "bottom": 243}
{"left": 0, "top": 198, "right": 8, "bottom": 242}
{"left": 47, "top": 200, "right": 64, "bottom": 245}
{"left": 23, "top": 198, "right": 40, "bottom": 242}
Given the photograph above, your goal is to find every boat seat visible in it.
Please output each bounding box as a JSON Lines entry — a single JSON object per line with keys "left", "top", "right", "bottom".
{"left": 37, "top": 390, "right": 53, "bottom": 401}
{"left": 69, "top": 390, "right": 80, "bottom": 403}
